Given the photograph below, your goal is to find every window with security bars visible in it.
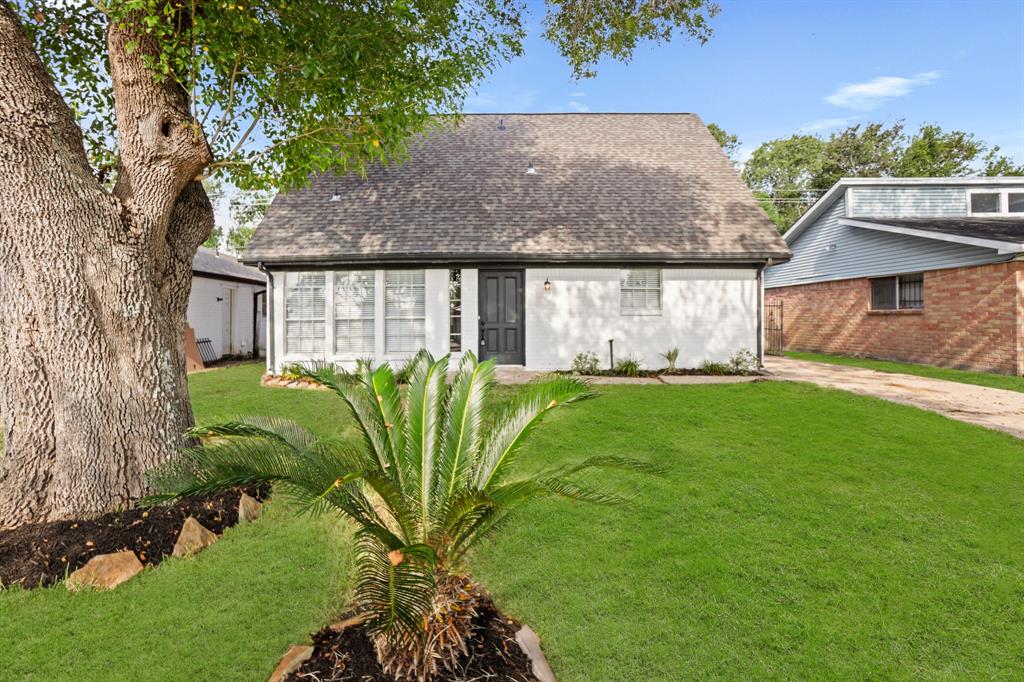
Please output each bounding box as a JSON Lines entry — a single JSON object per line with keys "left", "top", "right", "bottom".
{"left": 871, "top": 273, "right": 924, "bottom": 311}
{"left": 334, "top": 271, "right": 375, "bottom": 354}
{"left": 620, "top": 269, "right": 662, "bottom": 315}
{"left": 385, "top": 270, "right": 425, "bottom": 352}
{"left": 449, "top": 269, "right": 462, "bottom": 352}
{"left": 285, "top": 271, "right": 326, "bottom": 354}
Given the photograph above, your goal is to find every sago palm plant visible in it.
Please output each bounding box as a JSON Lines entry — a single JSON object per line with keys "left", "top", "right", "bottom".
{"left": 148, "top": 351, "right": 655, "bottom": 681}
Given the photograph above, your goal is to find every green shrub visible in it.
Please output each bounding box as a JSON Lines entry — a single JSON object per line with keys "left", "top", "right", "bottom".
{"left": 729, "top": 348, "right": 759, "bottom": 374}
{"left": 614, "top": 356, "right": 642, "bottom": 377}
{"left": 281, "top": 360, "right": 341, "bottom": 380}
{"left": 699, "top": 360, "right": 732, "bottom": 375}
{"left": 571, "top": 351, "right": 602, "bottom": 375}
{"left": 661, "top": 347, "right": 680, "bottom": 371}
{"left": 150, "top": 351, "right": 656, "bottom": 681}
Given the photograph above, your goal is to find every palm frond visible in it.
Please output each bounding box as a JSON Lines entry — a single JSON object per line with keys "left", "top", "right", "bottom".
{"left": 186, "top": 416, "right": 319, "bottom": 451}
{"left": 474, "top": 375, "right": 593, "bottom": 490}
{"left": 435, "top": 352, "right": 494, "bottom": 515}
{"left": 326, "top": 372, "right": 399, "bottom": 477}
{"left": 356, "top": 534, "right": 438, "bottom": 637}
{"left": 368, "top": 364, "right": 408, "bottom": 486}
{"left": 404, "top": 353, "right": 448, "bottom": 541}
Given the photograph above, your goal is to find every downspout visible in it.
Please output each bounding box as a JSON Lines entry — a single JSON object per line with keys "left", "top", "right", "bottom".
{"left": 756, "top": 259, "right": 771, "bottom": 367}
{"left": 258, "top": 263, "right": 274, "bottom": 373}
{"left": 252, "top": 289, "right": 266, "bottom": 360}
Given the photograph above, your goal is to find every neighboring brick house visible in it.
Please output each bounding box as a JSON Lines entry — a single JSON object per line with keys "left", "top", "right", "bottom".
{"left": 766, "top": 178, "right": 1024, "bottom": 375}
{"left": 242, "top": 114, "right": 791, "bottom": 373}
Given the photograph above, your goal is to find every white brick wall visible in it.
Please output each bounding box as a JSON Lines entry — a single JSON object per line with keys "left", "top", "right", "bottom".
{"left": 523, "top": 268, "right": 758, "bottom": 370}
{"left": 267, "top": 266, "right": 759, "bottom": 373}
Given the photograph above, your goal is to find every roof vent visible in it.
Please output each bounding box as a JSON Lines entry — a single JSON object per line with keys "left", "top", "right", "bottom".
{"left": 330, "top": 187, "right": 341, "bottom": 202}
{"left": 497, "top": 118, "right": 506, "bottom": 130}
{"left": 525, "top": 162, "right": 537, "bottom": 175}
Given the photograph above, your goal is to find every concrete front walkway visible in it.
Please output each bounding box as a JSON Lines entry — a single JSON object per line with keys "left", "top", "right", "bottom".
{"left": 764, "top": 357, "right": 1024, "bottom": 439}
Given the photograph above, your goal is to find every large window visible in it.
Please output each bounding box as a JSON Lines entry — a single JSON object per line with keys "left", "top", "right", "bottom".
{"left": 285, "top": 272, "right": 326, "bottom": 353}
{"left": 871, "top": 273, "right": 924, "bottom": 311}
{"left": 385, "top": 270, "right": 426, "bottom": 352}
{"left": 334, "top": 271, "right": 375, "bottom": 355}
{"left": 449, "top": 269, "right": 462, "bottom": 352}
{"left": 1009, "top": 193, "right": 1024, "bottom": 213}
{"left": 620, "top": 269, "right": 662, "bottom": 315}
{"left": 969, "top": 189, "right": 1024, "bottom": 215}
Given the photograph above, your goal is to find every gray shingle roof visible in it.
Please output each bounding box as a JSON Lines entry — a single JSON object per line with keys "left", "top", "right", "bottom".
{"left": 848, "top": 217, "right": 1024, "bottom": 246}
{"left": 243, "top": 114, "right": 790, "bottom": 265}
{"left": 193, "top": 246, "right": 265, "bottom": 284}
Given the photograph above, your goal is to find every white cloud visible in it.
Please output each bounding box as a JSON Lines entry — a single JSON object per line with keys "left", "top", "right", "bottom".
{"left": 824, "top": 71, "right": 941, "bottom": 111}
{"left": 797, "top": 117, "right": 858, "bottom": 133}
{"left": 569, "top": 91, "right": 587, "bottom": 98}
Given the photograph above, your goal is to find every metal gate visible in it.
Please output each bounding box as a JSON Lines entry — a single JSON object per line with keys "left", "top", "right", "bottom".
{"left": 765, "top": 300, "right": 784, "bottom": 356}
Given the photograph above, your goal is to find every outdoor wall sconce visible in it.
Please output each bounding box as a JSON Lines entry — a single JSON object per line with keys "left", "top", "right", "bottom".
{"left": 543, "top": 278, "right": 551, "bottom": 292}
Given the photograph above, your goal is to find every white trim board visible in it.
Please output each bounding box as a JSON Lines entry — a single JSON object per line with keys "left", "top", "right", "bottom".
{"left": 839, "top": 218, "right": 1024, "bottom": 255}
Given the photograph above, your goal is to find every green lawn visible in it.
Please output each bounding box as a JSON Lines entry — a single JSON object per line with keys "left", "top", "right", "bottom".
{"left": 2, "top": 362, "right": 1022, "bottom": 680}
{"left": 787, "top": 350, "right": 1024, "bottom": 393}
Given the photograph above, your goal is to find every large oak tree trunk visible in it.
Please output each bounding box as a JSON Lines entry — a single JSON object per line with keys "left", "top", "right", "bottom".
{"left": 0, "top": 6, "right": 214, "bottom": 528}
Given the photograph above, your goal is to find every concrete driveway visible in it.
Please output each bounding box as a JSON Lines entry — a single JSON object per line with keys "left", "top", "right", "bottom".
{"left": 764, "top": 357, "right": 1024, "bottom": 439}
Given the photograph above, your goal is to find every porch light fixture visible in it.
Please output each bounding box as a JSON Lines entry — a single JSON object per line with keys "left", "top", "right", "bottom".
{"left": 543, "top": 278, "right": 551, "bottom": 291}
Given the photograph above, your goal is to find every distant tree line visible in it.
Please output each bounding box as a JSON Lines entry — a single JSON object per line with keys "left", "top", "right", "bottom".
{"left": 710, "top": 121, "right": 1024, "bottom": 232}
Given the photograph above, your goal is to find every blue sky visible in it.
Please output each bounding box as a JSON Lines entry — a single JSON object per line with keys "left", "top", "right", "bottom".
{"left": 465, "top": 0, "right": 1024, "bottom": 165}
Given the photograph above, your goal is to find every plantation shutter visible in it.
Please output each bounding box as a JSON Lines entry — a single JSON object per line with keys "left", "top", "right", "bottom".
{"left": 385, "top": 270, "right": 426, "bottom": 352}
{"left": 285, "top": 272, "right": 326, "bottom": 354}
{"left": 620, "top": 269, "right": 662, "bottom": 315}
{"left": 334, "top": 271, "right": 375, "bottom": 354}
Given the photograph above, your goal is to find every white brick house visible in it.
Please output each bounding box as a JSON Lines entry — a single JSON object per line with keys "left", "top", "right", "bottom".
{"left": 243, "top": 114, "right": 789, "bottom": 373}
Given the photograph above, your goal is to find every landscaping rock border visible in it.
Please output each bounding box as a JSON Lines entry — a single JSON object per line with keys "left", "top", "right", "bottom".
{"left": 515, "top": 625, "right": 556, "bottom": 682}
{"left": 0, "top": 485, "right": 267, "bottom": 590}
{"left": 171, "top": 517, "right": 219, "bottom": 558}
{"left": 261, "top": 374, "right": 330, "bottom": 391}
{"left": 66, "top": 550, "right": 143, "bottom": 592}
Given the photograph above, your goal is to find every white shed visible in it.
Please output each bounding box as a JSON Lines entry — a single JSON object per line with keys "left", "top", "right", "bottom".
{"left": 188, "top": 247, "right": 267, "bottom": 360}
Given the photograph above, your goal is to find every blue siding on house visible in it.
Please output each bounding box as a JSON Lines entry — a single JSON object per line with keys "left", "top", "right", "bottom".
{"left": 847, "top": 187, "right": 967, "bottom": 217}
{"left": 766, "top": 194, "right": 1010, "bottom": 288}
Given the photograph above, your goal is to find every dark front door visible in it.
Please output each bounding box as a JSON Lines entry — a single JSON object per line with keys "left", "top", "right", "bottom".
{"left": 478, "top": 270, "right": 525, "bottom": 364}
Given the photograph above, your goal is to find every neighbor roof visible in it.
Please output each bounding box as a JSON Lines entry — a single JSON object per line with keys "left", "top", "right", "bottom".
{"left": 842, "top": 216, "right": 1024, "bottom": 253}
{"left": 782, "top": 176, "right": 1024, "bottom": 244}
{"left": 243, "top": 114, "right": 790, "bottom": 266}
{"left": 193, "top": 247, "right": 265, "bottom": 284}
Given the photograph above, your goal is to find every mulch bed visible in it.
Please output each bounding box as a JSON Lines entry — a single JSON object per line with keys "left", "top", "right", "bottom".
{"left": 0, "top": 485, "right": 268, "bottom": 589}
{"left": 558, "top": 368, "right": 759, "bottom": 378}
{"left": 287, "top": 596, "right": 537, "bottom": 681}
